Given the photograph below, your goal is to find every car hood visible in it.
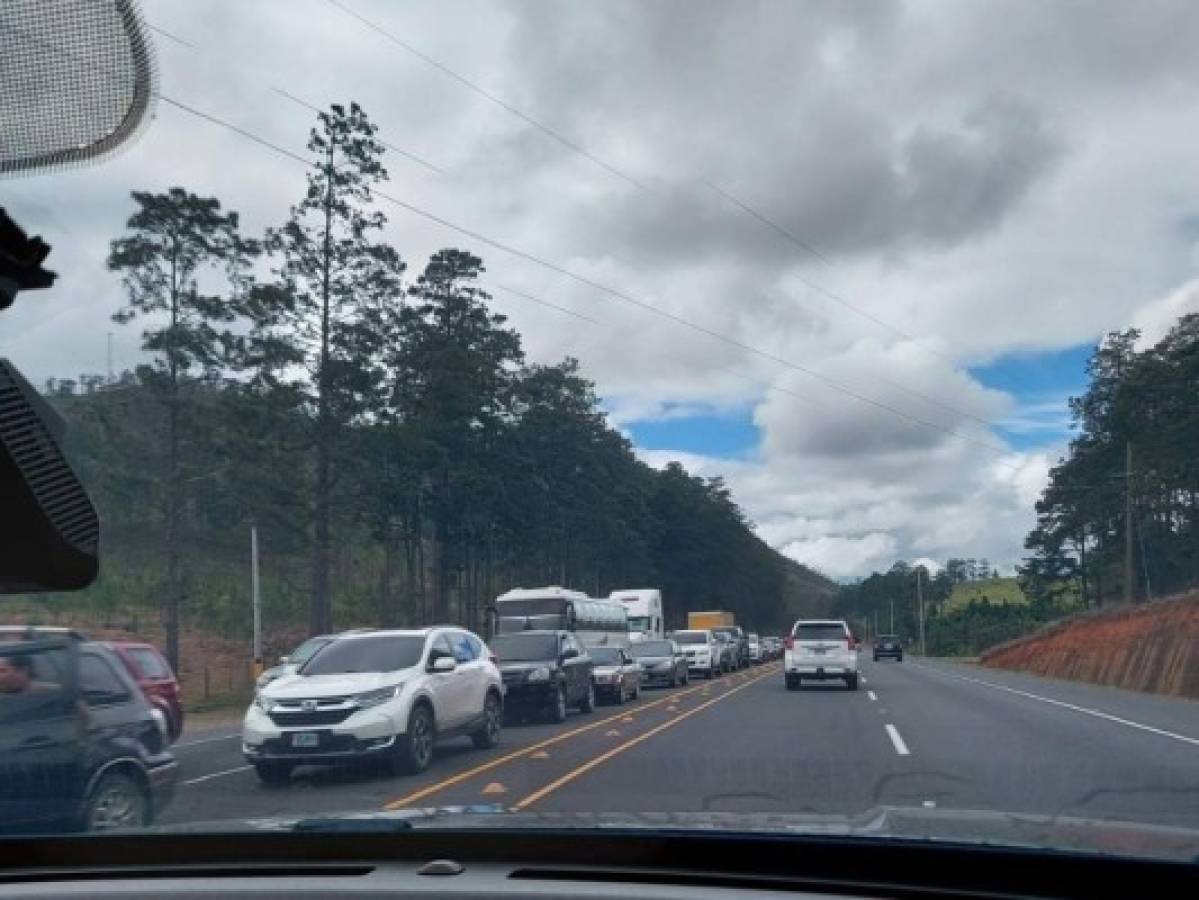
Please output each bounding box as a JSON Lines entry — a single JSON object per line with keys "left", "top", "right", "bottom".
{"left": 633, "top": 655, "right": 671, "bottom": 664}
{"left": 262, "top": 669, "right": 412, "bottom": 698}
{"left": 151, "top": 806, "right": 1199, "bottom": 862}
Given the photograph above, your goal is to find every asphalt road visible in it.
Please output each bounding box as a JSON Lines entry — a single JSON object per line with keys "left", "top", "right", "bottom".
{"left": 159, "top": 658, "right": 1199, "bottom": 830}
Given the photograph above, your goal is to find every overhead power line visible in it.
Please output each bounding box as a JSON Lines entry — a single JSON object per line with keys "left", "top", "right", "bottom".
{"left": 322, "top": 0, "right": 1010, "bottom": 434}
{"left": 324, "top": 0, "right": 647, "bottom": 192}
{"left": 149, "top": 22, "right": 444, "bottom": 175}
{"left": 158, "top": 97, "right": 1013, "bottom": 460}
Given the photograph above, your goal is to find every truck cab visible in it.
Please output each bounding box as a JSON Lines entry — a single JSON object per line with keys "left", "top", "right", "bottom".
{"left": 608, "top": 589, "right": 663, "bottom": 642}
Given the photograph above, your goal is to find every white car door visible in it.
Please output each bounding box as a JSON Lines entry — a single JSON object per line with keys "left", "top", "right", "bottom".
{"left": 427, "top": 632, "right": 471, "bottom": 729}
{"left": 449, "top": 630, "right": 489, "bottom": 722}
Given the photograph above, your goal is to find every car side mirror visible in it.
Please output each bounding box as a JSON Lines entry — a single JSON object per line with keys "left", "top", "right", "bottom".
{"left": 561, "top": 648, "right": 579, "bottom": 661}
{"left": 429, "top": 655, "right": 456, "bottom": 673}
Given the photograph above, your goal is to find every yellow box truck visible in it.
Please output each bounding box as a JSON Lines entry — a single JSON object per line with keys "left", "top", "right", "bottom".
{"left": 687, "top": 610, "right": 735, "bottom": 630}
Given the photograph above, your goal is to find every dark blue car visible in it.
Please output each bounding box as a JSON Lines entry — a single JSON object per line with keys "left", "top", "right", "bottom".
{"left": 0, "top": 632, "right": 178, "bottom": 834}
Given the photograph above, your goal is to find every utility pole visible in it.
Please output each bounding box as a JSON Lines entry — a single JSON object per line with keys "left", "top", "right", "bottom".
{"left": 251, "top": 523, "right": 262, "bottom": 677}
{"left": 916, "top": 567, "right": 926, "bottom": 656}
{"left": 1124, "top": 440, "right": 1134, "bottom": 604}
{"left": 106, "top": 332, "right": 113, "bottom": 383}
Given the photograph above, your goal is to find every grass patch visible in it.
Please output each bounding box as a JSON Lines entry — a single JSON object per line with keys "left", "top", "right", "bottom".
{"left": 945, "top": 577, "right": 1027, "bottom": 611}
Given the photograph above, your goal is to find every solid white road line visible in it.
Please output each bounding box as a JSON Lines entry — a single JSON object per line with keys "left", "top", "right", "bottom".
{"left": 867, "top": 691, "right": 878, "bottom": 701}
{"left": 175, "top": 733, "right": 240, "bottom": 749}
{"left": 884, "top": 723, "right": 910, "bottom": 756}
{"left": 182, "top": 765, "right": 252, "bottom": 786}
{"left": 912, "top": 663, "right": 1199, "bottom": 749}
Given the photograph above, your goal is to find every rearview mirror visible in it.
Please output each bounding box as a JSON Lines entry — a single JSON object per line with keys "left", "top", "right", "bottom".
{"left": 429, "top": 655, "right": 456, "bottom": 673}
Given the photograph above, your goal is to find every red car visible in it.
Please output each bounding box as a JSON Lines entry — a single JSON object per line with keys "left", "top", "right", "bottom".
{"left": 104, "top": 641, "right": 185, "bottom": 743}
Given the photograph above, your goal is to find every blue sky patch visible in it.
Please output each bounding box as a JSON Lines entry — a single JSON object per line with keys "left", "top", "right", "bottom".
{"left": 970, "top": 343, "right": 1094, "bottom": 450}
{"left": 625, "top": 405, "right": 760, "bottom": 458}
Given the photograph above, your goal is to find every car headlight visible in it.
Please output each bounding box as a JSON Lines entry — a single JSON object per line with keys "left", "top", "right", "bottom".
{"left": 526, "top": 666, "right": 551, "bottom": 683}
{"left": 256, "top": 670, "right": 278, "bottom": 689}
{"left": 354, "top": 685, "right": 401, "bottom": 710}
{"left": 254, "top": 694, "right": 277, "bottom": 713}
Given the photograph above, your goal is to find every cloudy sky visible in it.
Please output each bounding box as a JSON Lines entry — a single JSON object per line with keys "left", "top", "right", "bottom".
{"left": 6, "top": 0, "right": 1199, "bottom": 578}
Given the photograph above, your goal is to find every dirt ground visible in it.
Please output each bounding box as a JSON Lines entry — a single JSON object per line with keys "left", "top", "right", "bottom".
{"left": 981, "top": 590, "right": 1199, "bottom": 698}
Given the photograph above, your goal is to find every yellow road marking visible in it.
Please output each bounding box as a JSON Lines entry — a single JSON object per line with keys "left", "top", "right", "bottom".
{"left": 530, "top": 750, "right": 549, "bottom": 759}
{"left": 605, "top": 729, "right": 621, "bottom": 736}
{"left": 481, "top": 781, "right": 507, "bottom": 795}
{"left": 513, "top": 666, "right": 774, "bottom": 810}
{"left": 379, "top": 670, "right": 775, "bottom": 810}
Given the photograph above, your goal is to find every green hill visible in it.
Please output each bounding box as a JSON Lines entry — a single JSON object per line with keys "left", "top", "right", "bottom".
{"left": 946, "top": 577, "right": 1027, "bottom": 611}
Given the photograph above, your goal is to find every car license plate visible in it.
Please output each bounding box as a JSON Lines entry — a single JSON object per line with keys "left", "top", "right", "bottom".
{"left": 291, "top": 732, "right": 319, "bottom": 748}
{"left": 812, "top": 647, "right": 826, "bottom": 655}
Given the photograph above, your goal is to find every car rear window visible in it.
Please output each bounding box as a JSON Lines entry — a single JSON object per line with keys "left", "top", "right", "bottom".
{"left": 300, "top": 635, "right": 425, "bottom": 675}
{"left": 128, "top": 647, "right": 172, "bottom": 679}
{"left": 793, "top": 623, "right": 848, "bottom": 641}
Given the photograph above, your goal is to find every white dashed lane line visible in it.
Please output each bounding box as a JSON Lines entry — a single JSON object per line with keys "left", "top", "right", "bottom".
{"left": 884, "top": 723, "right": 910, "bottom": 756}
{"left": 175, "top": 733, "right": 240, "bottom": 749}
{"left": 182, "top": 765, "right": 252, "bottom": 786}
{"left": 867, "top": 691, "right": 877, "bottom": 701}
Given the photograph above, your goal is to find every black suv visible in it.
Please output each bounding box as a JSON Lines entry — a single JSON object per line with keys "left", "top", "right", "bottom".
{"left": 873, "top": 635, "right": 904, "bottom": 662}
{"left": 0, "top": 631, "right": 178, "bottom": 834}
{"left": 489, "top": 630, "right": 595, "bottom": 723}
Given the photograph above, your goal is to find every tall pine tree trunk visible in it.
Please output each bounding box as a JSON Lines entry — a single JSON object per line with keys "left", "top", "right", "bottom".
{"left": 311, "top": 138, "right": 335, "bottom": 635}
{"left": 164, "top": 264, "right": 182, "bottom": 671}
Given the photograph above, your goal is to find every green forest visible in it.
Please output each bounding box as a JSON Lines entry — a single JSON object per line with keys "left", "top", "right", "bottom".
{"left": 1022, "top": 318, "right": 1199, "bottom": 607}
{"left": 835, "top": 315, "right": 1199, "bottom": 656}
{"left": 24, "top": 103, "right": 833, "bottom": 669}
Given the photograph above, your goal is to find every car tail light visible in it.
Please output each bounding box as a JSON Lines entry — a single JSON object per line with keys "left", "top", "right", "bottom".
{"left": 784, "top": 637, "right": 794, "bottom": 650}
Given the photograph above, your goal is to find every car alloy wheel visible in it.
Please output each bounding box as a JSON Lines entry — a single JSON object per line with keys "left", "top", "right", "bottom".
{"left": 472, "top": 692, "right": 502, "bottom": 749}
{"left": 550, "top": 684, "right": 568, "bottom": 722}
{"left": 85, "top": 772, "right": 148, "bottom": 831}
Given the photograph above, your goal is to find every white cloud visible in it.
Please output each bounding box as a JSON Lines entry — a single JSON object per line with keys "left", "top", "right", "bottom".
{"left": 1131, "top": 277, "right": 1199, "bottom": 348}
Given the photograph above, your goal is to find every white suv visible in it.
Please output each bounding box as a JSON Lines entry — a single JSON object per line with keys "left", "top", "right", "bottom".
{"left": 784, "top": 619, "right": 859, "bottom": 691}
{"left": 672, "top": 629, "right": 721, "bottom": 679}
{"left": 244, "top": 628, "right": 503, "bottom": 784}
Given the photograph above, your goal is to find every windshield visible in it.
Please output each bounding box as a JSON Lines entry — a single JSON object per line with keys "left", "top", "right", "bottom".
{"left": 299, "top": 636, "right": 425, "bottom": 676}
{"left": 3, "top": 0, "right": 1198, "bottom": 866}
{"left": 588, "top": 647, "right": 622, "bottom": 665}
{"left": 630, "top": 642, "right": 673, "bottom": 657}
{"left": 489, "top": 634, "right": 559, "bottom": 662}
{"left": 289, "top": 638, "right": 331, "bottom": 666}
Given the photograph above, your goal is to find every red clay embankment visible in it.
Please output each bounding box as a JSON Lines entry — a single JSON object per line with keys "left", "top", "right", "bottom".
{"left": 980, "top": 591, "right": 1199, "bottom": 699}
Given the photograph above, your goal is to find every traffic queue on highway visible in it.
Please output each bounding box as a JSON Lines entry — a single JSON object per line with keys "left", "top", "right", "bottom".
{"left": 0, "top": 589, "right": 832, "bottom": 833}
{"left": 242, "top": 586, "right": 791, "bottom": 788}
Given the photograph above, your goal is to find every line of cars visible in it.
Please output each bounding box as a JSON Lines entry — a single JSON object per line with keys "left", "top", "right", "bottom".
{"left": 245, "top": 621, "right": 766, "bottom": 787}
